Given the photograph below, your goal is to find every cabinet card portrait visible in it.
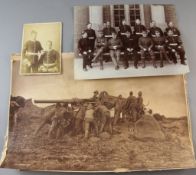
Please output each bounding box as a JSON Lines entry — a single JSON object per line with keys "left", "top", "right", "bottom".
{"left": 20, "top": 22, "right": 62, "bottom": 75}
{"left": 74, "top": 4, "right": 189, "bottom": 80}
{"left": 0, "top": 53, "right": 195, "bottom": 172}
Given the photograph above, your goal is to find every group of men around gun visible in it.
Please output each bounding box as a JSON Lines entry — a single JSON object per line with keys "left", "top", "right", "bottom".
{"left": 78, "top": 19, "right": 187, "bottom": 71}
{"left": 34, "top": 90, "right": 146, "bottom": 140}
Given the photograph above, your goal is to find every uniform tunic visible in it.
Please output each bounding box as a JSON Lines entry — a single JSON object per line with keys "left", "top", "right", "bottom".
{"left": 138, "top": 37, "right": 154, "bottom": 49}
{"left": 84, "top": 28, "right": 96, "bottom": 50}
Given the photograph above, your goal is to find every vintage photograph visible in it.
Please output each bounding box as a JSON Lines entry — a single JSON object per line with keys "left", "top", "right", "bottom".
{"left": 0, "top": 53, "right": 195, "bottom": 172}
{"left": 74, "top": 4, "right": 189, "bottom": 80}
{"left": 20, "top": 22, "right": 62, "bottom": 75}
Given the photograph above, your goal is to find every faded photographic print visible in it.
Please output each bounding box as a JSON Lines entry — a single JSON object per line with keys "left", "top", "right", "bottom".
{"left": 0, "top": 53, "right": 195, "bottom": 172}
{"left": 74, "top": 4, "right": 189, "bottom": 80}
{"left": 20, "top": 22, "right": 62, "bottom": 75}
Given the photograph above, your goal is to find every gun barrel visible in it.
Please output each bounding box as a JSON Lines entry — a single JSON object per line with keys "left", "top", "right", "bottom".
{"left": 33, "top": 98, "right": 94, "bottom": 104}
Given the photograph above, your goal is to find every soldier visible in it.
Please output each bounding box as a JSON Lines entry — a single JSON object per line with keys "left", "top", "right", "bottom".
{"left": 84, "top": 23, "right": 96, "bottom": 51}
{"left": 139, "top": 30, "right": 156, "bottom": 68}
{"left": 118, "top": 19, "right": 132, "bottom": 44}
{"left": 153, "top": 30, "right": 171, "bottom": 67}
{"left": 38, "top": 40, "right": 60, "bottom": 73}
{"left": 123, "top": 31, "right": 138, "bottom": 69}
{"left": 136, "top": 91, "right": 144, "bottom": 119}
{"left": 149, "top": 21, "right": 163, "bottom": 37}
{"left": 22, "top": 30, "right": 43, "bottom": 73}
{"left": 91, "top": 90, "right": 99, "bottom": 102}
{"left": 113, "top": 95, "right": 124, "bottom": 126}
{"left": 166, "top": 30, "right": 186, "bottom": 65}
{"left": 164, "top": 21, "right": 180, "bottom": 36}
{"left": 124, "top": 91, "right": 137, "bottom": 122}
{"left": 134, "top": 19, "right": 146, "bottom": 36}
{"left": 84, "top": 103, "right": 97, "bottom": 139}
{"left": 78, "top": 31, "right": 93, "bottom": 71}
{"left": 108, "top": 31, "right": 123, "bottom": 70}
{"left": 102, "top": 21, "right": 116, "bottom": 40}
{"left": 92, "top": 30, "right": 107, "bottom": 70}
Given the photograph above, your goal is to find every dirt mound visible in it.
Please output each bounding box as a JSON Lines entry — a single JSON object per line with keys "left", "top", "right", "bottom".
{"left": 134, "top": 115, "right": 165, "bottom": 140}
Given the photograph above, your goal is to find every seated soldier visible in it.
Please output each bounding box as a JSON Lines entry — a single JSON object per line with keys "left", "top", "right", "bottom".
{"left": 92, "top": 30, "right": 107, "bottom": 70}
{"left": 108, "top": 31, "right": 123, "bottom": 70}
{"left": 38, "top": 40, "right": 60, "bottom": 73}
{"left": 139, "top": 30, "right": 156, "bottom": 68}
{"left": 123, "top": 31, "right": 138, "bottom": 69}
{"left": 153, "top": 30, "right": 171, "bottom": 67}
{"left": 102, "top": 21, "right": 116, "bottom": 40}
{"left": 164, "top": 21, "right": 181, "bottom": 36}
{"left": 149, "top": 21, "right": 163, "bottom": 37}
{"left": 166, "top": 30, "right": 186, "bottom": 65}
{"left": 118, "top": 19, "right": 132, "bottom": 44}
{"left": 78, "top": 31, "right": 93, "bottom": 71}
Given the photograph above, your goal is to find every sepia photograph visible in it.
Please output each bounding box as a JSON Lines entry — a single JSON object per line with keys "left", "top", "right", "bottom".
{"left": 0, "top": 53, "right": 195, "bottom": 172}
{"left": 20, "top": 22, "right": 62, "bottom": 75}
{"left": 74, "top": 4, "right": 190, "bottom": 80}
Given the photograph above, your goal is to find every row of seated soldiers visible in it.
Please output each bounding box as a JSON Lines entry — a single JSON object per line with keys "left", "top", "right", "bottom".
{"left": 78, "top": 19, "right": 186, "bottom": 71}
{"left": 34, "top": 90, "right": 145, "bottom": 139}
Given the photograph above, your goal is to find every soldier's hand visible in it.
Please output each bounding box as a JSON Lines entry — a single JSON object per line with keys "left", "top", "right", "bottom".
{"left": 178, "top": 46, "right": 182, "bottom": 49}
{"left": 143, "top": 48, "right": 147, "bottom": 51}
{"left": 79, "top": 53, "right": 82, "bottom": 57}
{"left": 148, "top": 48, "right": 151, "bottom": 51}
{"left": 88, "top": 50, "right": 92, "bottom": 53}
{"left": 127, "top": 48, "right": 131, "bottom": 52}
{"left": 83, "top": 51, "right": 87, "bottom": 55}
{"left": 113, "top": 46, "right": 117, "bottom": 49}
{"left": 172, "top": 49, "right": 176, "bottom": 52}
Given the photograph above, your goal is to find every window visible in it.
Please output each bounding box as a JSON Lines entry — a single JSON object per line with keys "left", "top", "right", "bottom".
{"left": 129, "top": 4, "right": 141, "bottom": 26}
{"left": 113, "top": 5, "right": 125, "bottom": 27}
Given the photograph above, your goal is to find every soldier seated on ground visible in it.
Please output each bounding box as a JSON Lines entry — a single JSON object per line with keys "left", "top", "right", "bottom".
{"left": 166, "top": 30, "right": 186, "bottom": 65}
{"left": 139, "top": 30, "right": 157, "bottom": 68}
{"left": 78, "top": 31, "right": 93, "bottom": 71}
{"left": 92, "top": 30, "right": 107, "bottom": 70}
{"left": 108, "top": 31, "right": 123, "bottom": 70}
{"left": 38, "top": 40, "right": 60, "bottom": 73}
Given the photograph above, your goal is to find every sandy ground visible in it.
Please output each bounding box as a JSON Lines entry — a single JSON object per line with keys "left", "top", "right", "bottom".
{"left": 1, "top": 102, "right": 195, "bottom": 172}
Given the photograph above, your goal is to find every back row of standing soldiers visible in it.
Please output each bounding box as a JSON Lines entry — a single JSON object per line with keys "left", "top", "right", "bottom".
{"left": 78, "top": 19, "right": 186, "bottom": 71}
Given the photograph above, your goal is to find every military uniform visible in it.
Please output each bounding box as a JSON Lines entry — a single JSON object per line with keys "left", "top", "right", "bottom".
{"left": 123, "top": 34, "right": 138, "bottom": 68}
{"left": 84, "top": 28, "right": 96, "bottom": 51}
{"left": 118, "top": 24, "right": 132, "bottom": 43}
{"left": 113, "top": 97, "right": 124, "bottom": 125}
{"left": 74, "top": 106, "right": 86, "bottom": 135}
{"left": 22, "top": 40, "right": 43, "bottom": 73}
{"left": 149, "top": 27, "right": 163, "bottom": 37}
{"left": 136, "top": 96, "right": 143, "bottom": 119}
{"left": 165, "top": 35, "right": 186, "bottom": 64}
{"left": 38, "top": 49, "right": 60, "bottom": 72}
{"left": 93, "top": 37, "right": 107, "bottom": 69}
{"left": 138, "top": 36, "right": 156, "bottom": 68}
{"left": 103, "top": 26, "right": 116, "bottom": 39}
{"left": 108, "top": 37, "right": 123, "bottom": 69}
{"left": 78, "top": 38, "right": 93, "bottom": 69}
{"left": 124, "top": 95, "right": 137, "bottom": 122}
{"left": 153, "top": 36, "right": 170, "bottom": 67}
{"left": 164, "top": 26, "right": 180, "bottom": 36}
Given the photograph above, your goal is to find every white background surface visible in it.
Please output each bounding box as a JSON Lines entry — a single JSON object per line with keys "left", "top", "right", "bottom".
{"left": 0, "top": 0, "right": 196, "bottom": 174}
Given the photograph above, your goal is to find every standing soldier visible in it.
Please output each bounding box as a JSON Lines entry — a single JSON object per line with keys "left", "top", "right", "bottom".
{"left": 103, "top": 21, "right": 116, "bottom": 40}
{"left": 84, "top": 103, "right": 97, "bottom": 139}
{"left": 149, "top": 21, "right": 163, "bottom": 37}
{"left": 92, "top": 30, "right": 107, "bottom": 70}
{"left": 136, "top": 91, "right": 144, "bottom": 119}
{"left": 124, "top": 91, "right": 137, "bottom": 122}
{"left": 108, "top": 31, "right": 123, "bottom": 70}
{"left": 134, "top": 19, "right": 146, "bottom": 37}
{"left": 153, "top": 30, "right": 171, "bottom": 67}
{"left": 139, "top": 30, "right": 156, "bottom": 68}
{"left": 84, "top": 23, "right": 96, "bottom": 51}
{"left": 118, "top": 19, "right": 132, "bottom": 44}
{"left": 123, "top": 31, "right": 138, "bottom": 69}
{"left": 166, "top": 30, "right": 186, "bottom": 65}
{"left": 78, "top": 31, "right": 93, "bottom": 71}
{"left": 22, "top": 30, "right": 43, "bottom": 73}
{"left": 113, "top": 95, "right": 124, "bottom": 125}
{"left": 164, "top": 21, "right": 181, "bottom": 36}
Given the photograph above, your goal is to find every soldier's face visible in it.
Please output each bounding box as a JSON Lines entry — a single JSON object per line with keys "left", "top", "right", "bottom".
{"left": 47, "top": 42, "right": 52, "bottom": 50}
{"left": 168, "top": 31, "right": 173, "bottom": 36}
{"left": 31, "top": 33, "right": 37, "bottom": 40}
{"left": 87, "top": 24, "right": 92, "bottom": 29}
{"left": 169, "top": 22, "right": 174, "bottom": 27}
{"left": 106, "top": 22, "right": 110, "bottom": 27}
{"left": 126, "top": 32, "right": 131, "bottom": 38}
{"left": 155, "top": 31, "right": 160, "bottom": 37}
{"left": 136, "top": 19, "right": 141, "bottom": 25}
{"left": 151, "top": 22, "right": 156, "bottom": 27}
{"left": 112, "top": 33, "right": 117, "bottom": 39}
{"left": 122, "top": 20, "right": 126, "bottom": 25}
{"left": 98, "top": 33, "right": 103, "bottom": 38}
{"left": 82, "top": 33, "right": 87, "bottom": 38}
{"left": 142, "top": 32, "right": 147, "bottom": 37}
